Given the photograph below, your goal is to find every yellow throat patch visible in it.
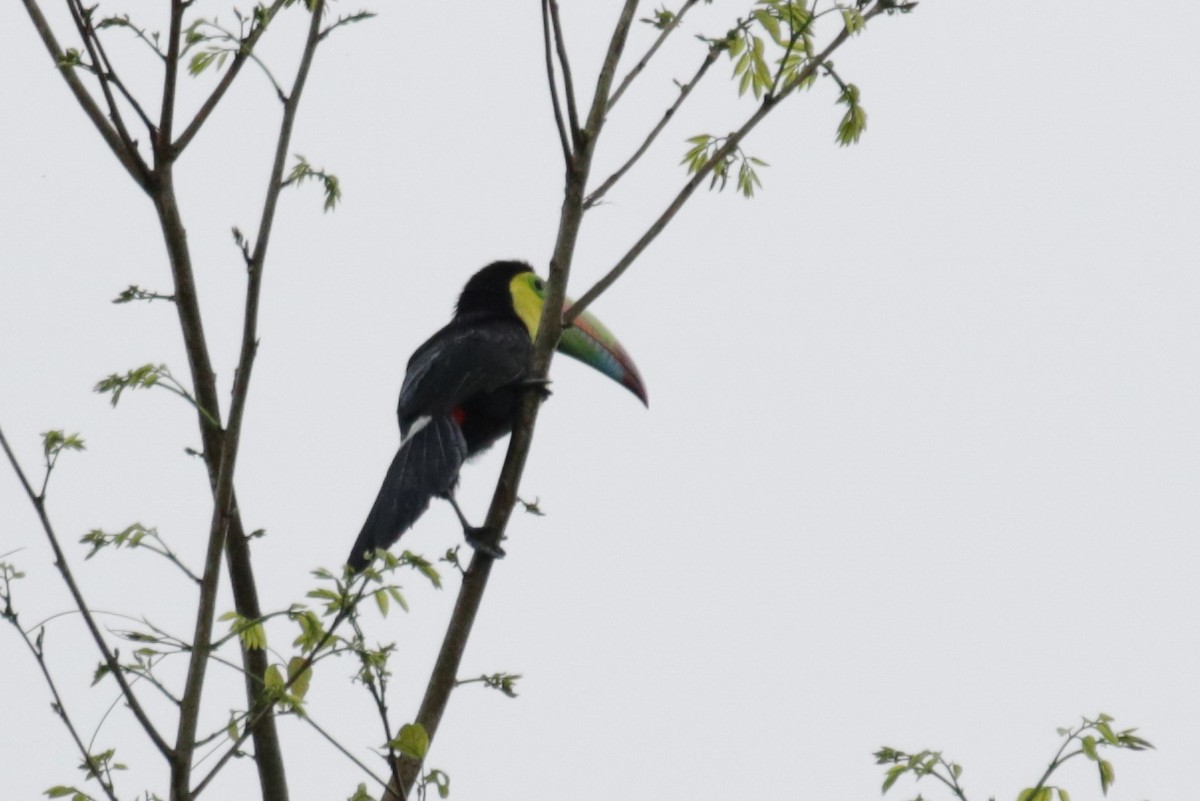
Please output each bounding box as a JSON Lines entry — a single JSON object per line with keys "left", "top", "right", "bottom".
{"left": 509, "top": 272, "right": 547, "bottom": 340}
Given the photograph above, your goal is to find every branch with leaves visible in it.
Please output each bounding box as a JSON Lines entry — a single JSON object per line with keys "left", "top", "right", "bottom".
{"left": 875, "top": 714, "right": 1153, "bottom": 801}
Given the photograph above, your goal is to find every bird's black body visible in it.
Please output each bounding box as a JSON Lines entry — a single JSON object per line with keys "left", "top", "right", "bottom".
{"left": 347, "top": 259, "right": 646, "bottom": 571}
{"left": 348, "top": 262, "right": 537, "bottom": 571}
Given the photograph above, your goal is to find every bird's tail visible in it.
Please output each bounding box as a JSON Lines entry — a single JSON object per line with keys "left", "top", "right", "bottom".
{"left": 347, "top": 414, "right": 466, "bottom": 571}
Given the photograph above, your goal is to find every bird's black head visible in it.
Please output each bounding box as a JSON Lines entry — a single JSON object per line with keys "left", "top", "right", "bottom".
{"left": 456, "top": 260, "right": 536, "bottom": 319}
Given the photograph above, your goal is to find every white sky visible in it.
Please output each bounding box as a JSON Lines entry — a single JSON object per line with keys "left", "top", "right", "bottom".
{"left": 2, "top": 2, "right": 1198, "bottom": 800}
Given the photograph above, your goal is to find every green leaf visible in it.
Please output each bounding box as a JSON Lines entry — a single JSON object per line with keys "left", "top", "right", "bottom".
{"left": 752, "top": 9, "right": 782, "bottom": 45}
{"left": 287, "top": 656, "right": 312, "bottom": 699}
{"left": 881, "top": 764, "right": 905, "bottom": 793}
{"left": 41, "top": 430, "right": 86, "bottom": 458}
{"left": 374, "top": 588, "right": 389, "bottom": 617}
{"left": 423, "top": 768, "right": 451, "bottom": 799}
{"left": 264, "top": 664, "right": 285, "bottom": 693}
{"left": 1057, "top": 787, "right": 1072, "bottom": 801}
{"left": 347, "top": 784, "right": 373, "bottom": 801}
{"left": 1094, "top": 721, "right": 1119, "bottom": 745}
{"left": 841, "top": 7, "right": 866, "bottom": 35}
{"left": 1098, "top": 759, "right": 1114, "bottom": 794}
{"left": 1081, "top": 735, "right": 1099, "bottom": 761}
{"left": 387, "top": 586, "right": 409, "bottom": 612}
{"left": 394, "top": 722, "right": 430, "bottom": 761}
{"left": 188, "top": 50, "right": 218, "bottom": 76}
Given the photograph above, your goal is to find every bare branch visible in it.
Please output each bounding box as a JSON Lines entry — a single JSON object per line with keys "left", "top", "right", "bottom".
{"left": 2, "top": 614, "right": 122, "bottom": 801}
{"left": 158, "top": 0, "right": 185, "bottom": 155}
{"left": 18, "top": 0, "right": 152, "bottom": 190}
{"left": 586, "top": 38, "right": 722, "bottom": 209}
{"left": 541, "top": 0, "right": 573, "bottom": 166}
{"left": 0, "top": 425, "right": 173, "bottom": 760}
{"left": 547, "top": 0, "right": 582, "bottom": 146}
{"left": 67, "top": 0, "right": 157, "bottom": 140}
{"left": 608, "top": 0, "right": 703, "bottom": 110}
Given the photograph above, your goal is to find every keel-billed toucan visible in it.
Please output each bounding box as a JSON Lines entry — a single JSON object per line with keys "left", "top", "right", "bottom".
{"left": 347, "top": 260, "right": 646, "bottom": 571}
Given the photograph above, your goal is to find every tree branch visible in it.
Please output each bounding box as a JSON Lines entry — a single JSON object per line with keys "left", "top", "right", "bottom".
{"left": 18, "top": 0, "right": 152, "bottom": 191}
{"left": 66, "top": 0, "right": 156, "bottom": 145}
{"left": 567, "top": 4, "right": 883, "bottom": 324}
{"left": 585, "top": 37, "right": 722, "bottom": 209}
{"left": 607, "top": 0, "right": 703, "bottom": 110}
{"left": 385, "top": 5, "right": 642, "bottom": 799}
{"left": 7, "top": 617, "right": 123, "bottom": 801}
{"left": 173, "top": 0, "right": 290, "bottom": 155}
{"left": 158, "top": 0, "right": 185, "bottom": 155}
{"left": 541, "top": 0, "right": 573, "bottom": 166}
{"left": 0, "top": 425, "right": 173, "bottom": 761}
{"left": 546, "top": 0, "right": 582, "bottom": 148}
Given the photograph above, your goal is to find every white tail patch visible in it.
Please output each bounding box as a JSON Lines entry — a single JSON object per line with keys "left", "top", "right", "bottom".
{"left": 400, "top": 415, "right": 432, "bottom": 446}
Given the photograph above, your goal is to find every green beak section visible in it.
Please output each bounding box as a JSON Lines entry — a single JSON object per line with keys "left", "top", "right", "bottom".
{"left": 557, "top": 303, "right": 648, "bottom": 406}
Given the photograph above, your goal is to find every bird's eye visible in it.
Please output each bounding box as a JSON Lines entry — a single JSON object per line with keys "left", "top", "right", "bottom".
{"left": 533, "top": 278, "right": 545, "bottom": 292}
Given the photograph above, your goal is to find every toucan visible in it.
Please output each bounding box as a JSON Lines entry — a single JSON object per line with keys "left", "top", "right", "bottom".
{"left": 347, "top": 260, "right": 646, "bottom": 571}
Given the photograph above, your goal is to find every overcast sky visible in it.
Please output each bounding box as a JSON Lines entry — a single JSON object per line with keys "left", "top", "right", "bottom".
{"left": 2, "top": 2, "right": 1198, "bottom": 800}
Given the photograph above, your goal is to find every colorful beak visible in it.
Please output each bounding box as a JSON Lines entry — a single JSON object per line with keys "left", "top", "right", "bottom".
{"left": 557, "top": 303, "right": 648, "bottom": 406}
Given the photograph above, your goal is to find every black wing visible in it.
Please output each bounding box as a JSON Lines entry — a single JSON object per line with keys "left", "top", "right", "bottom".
{"left": 397, "top": 316, "right": 532, "bottom": 436}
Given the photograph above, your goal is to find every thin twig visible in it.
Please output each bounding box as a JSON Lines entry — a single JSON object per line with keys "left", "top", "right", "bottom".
{"left": 19, "top": 0, "right": 152, "bottom": 190}
{"left": 5, "top": 617, "right": 122, "bottom": 801}
{"left": 65, "top": 0, "right": 143, "bottom": 162}
{"left": 69, "top": 0, "right": 158, "bottom": 137}
{"left": 191, "top": 572, "right": 372, "bottom": 798}
{"left": 608, "top": 0, "right": 703, "bottom": 110}
{"left": 585, "top": 39, "right": 722, "bottom": 209}
{"left": 541, "top": 0, "right": 573, "bottom": 166}
{"left": 546, "top": 0, "right": 582, "bottom": 147}
{"left": 174, "top": 0, "right": 289, "bottom": 155}
{"left": 0, "top": 425, "right": 173, "bottom": 760}
{"left": 301, "top": 714, "right": 388, "bottom": 789}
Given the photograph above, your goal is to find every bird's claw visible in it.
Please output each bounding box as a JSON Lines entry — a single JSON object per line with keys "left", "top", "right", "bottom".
{"left": 520, "top": 377, "right": 553, "bottom": 401}
{"left": 465, "top": 526, "right": 507, "bottom": 559}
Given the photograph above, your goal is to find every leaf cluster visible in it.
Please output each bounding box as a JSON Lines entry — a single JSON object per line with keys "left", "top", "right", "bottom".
{"left": 681, "top": 134, "right": 767, "bottom": 197}
{"left": 283, "top": 154, "right": 342, "bottom": 211}
{"left": 875, "top": 714, "right": 1153, "bottom": 801}
{"left": 728, "top": 1, "right": 816, "bottom": 99}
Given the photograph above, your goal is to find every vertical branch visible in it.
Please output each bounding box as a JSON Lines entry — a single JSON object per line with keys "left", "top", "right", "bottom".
{"left": 158, "top": 0, "right": 185, "bottom": 157}
{"left": 173, "top": 2, "right": 327, "bottom": 797}
{"left": 545, "top": 0, "right": 582, "bottom": 146}
{"left": 541, "top": 0, "right": 572, "bottom": 166}
{"left": 385, "top": 6, "right": 642, "bottom": 799}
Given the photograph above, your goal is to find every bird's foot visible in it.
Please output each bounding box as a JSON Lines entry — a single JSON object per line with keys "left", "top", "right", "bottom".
{"left": 465, "top": 526, "right": 507, "bottom": 559}
{"left": 520, "top": 377, "right": 553, "bottom": 401}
